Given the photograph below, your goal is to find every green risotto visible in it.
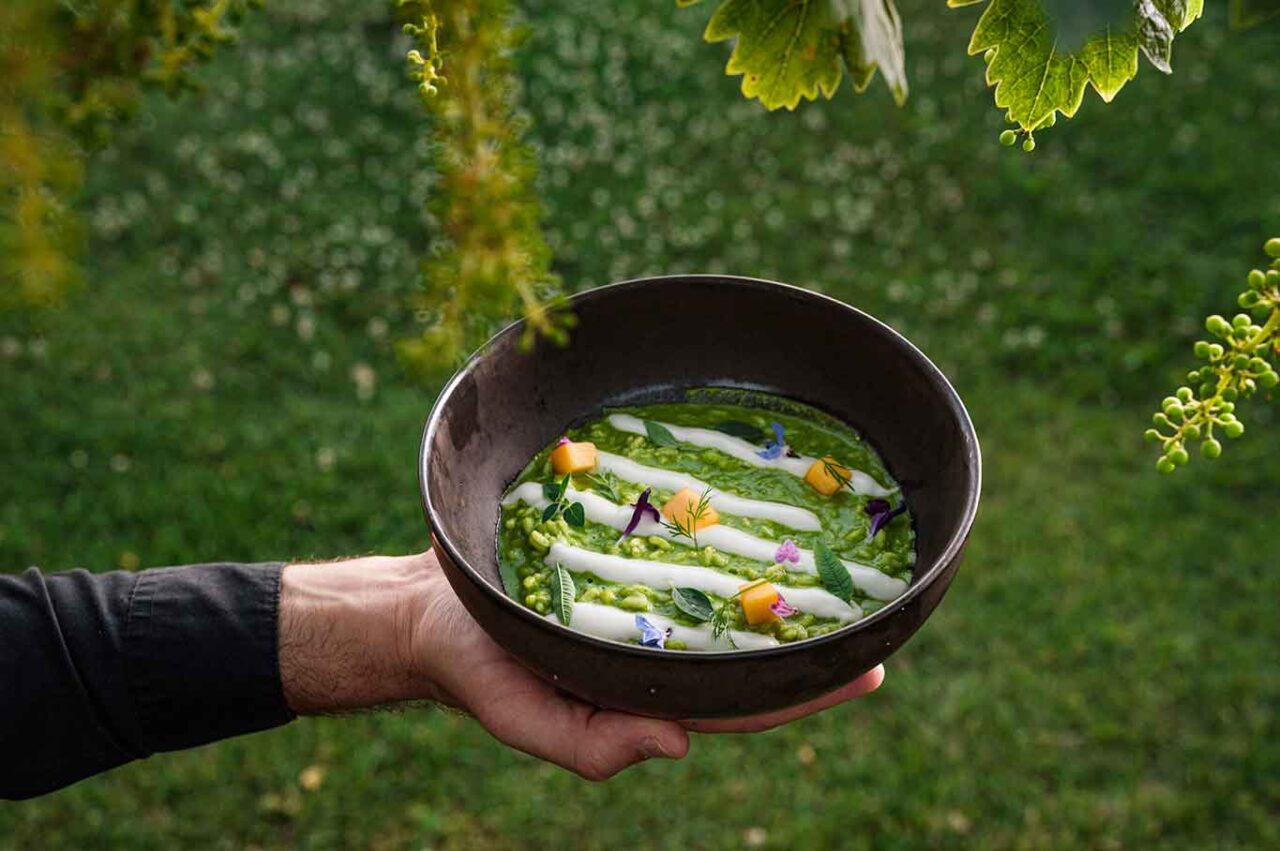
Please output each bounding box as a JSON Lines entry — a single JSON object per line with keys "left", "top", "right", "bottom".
{"left": 497, "top": 389, "right": 915, "bottom": 651}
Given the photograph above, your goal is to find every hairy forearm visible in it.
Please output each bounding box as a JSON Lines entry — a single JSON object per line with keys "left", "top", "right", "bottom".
{"left": 278, "top": 554, "right": 437, "bottom": 713}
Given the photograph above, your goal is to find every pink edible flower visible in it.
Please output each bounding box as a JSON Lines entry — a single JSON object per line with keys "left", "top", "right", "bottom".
{"left": 557, "top": 436, "right": 571, "bottom": 446}
{"left": 770, "top": 595, "right": 798, "bottom": 618}
{"left": 774, "top": 539, "right": 800, "bottom": 564}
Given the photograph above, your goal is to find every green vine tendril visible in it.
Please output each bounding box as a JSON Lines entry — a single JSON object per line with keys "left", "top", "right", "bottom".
{"left": 395, "top": 0, "right": 572, "bottom": 374}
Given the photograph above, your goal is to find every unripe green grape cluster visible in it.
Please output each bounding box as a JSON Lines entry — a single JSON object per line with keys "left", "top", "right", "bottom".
{"left": 1146, "top": 238, "right": 1280, "bottom": 472}
{"left": 998, "top": 128, "right": 1035, "bottom": 152}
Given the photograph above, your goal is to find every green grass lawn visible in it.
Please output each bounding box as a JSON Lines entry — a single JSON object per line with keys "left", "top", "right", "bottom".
{"left": 3, "top": 1, "right": 1279, "bottom": 848}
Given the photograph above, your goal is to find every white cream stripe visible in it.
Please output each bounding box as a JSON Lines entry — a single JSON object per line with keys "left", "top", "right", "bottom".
{"left": 546, "top": 602, "right": 779, "bottom": 650}
{"left": 593, "top": 451, "right": 821, "bottom": 531}
{"left": 503, "top": 483, "right": 907, "bottom": 601}
{"left": 545, "top": 542, "right": 864, "bottom": 621}
{"left": 607, "top": 413, "right": 893, "bottom": 498}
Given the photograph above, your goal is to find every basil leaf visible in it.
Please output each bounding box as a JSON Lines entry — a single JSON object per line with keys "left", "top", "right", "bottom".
{"left": 550, "top": 563, "right": 575, "bottom": 626}
{"left": 541, "top": 503, "right": 560, "bottom": 522}
{"left": 644, "top": 420, "right": 678, "bottom": 447}
{"left": 814, "top": 542, "right": 855, "bottom": 602}
{"left": 712, "top": 420, "right": 765, "bottom": 442}
{"left": 563, "top": 501, "right": 586, "bottom": 527}
{"left": 672, "top": 586, "right": 715, "bottom": 622}
{"left": 542, "top": 481, "right": 562, "bottom": 501}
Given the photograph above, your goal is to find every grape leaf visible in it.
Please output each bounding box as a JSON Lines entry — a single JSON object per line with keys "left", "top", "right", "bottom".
{"left": 680, "top": 0, "right": 907, "bottom": 110}
{"left": 551, "top": 563, "right": 575, "bottom": 626}
{"left": 644, "top": 420, "right": 679, "bottom": 446}
{"left": 1230, "top": 0, "right": 1280, "bottom": 28}
{"left": 672, "top": 586, "right": 716, "bottom": 621}
{"left": 814, "top": 542, "right": 855, "bottom": 602}
{"left": 948, "top": 0, "right": 1203, "bottom": 133}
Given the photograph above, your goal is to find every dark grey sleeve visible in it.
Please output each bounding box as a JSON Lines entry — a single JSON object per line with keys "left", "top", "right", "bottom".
{"left": 0, "top": 563, "right": 294, "bottom": 800}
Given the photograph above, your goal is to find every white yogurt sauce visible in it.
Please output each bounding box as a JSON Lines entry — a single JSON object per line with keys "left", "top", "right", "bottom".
{"left": 504, "top": 483, "right": 906, "bottom": 600}
{"left": 547, "top": 602, "right": 779, "bottom": 650}
{"left": 545, "top": 542, "right": 864, "bottom": 621}
{"left": 607, "top": 413, "right": 893, "bottom": 497}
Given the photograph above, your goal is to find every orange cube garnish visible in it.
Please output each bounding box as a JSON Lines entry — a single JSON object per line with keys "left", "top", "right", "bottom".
{"left": 739, "top": 580, "right": 780, "bottom": 625}
{"left": 804, "top": 456, "right": 851, "bottom": 496}
{"left": 549, "top": 441, "right": 597, "bottom": 475}
{"left": 661, "top": 488, "right": 719, "bottom": 531}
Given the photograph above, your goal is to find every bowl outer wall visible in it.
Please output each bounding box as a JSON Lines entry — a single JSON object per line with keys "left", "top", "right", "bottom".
{"left": 420, "top": 275, "right": 980, "bottom": 719}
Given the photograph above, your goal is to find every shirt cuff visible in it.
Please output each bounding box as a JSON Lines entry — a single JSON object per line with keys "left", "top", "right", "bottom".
{"left": 125, "top": 562, "right": 295, "bottom": 753}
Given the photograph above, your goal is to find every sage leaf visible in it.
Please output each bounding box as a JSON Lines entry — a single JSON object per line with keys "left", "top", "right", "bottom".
{"left": 644, "top": 420, "right": 678, "bottom": 447}
{"left": 814, "top": 542, "right": 855, "bottom": 603}
{"left": 672, "top": 586, "right": 715, "bottom": 621}
{"left": 551, "top": 563, "right": 575, "bottom": 626}
{"left": 563, "top": 501, "right": 586, "bottom": 527}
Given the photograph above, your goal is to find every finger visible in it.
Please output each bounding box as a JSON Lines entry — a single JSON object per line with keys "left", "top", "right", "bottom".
{"left": 681, "top": 664, "right": 885, "bottom": 734}
{"left": 468, "top": 677, "right": 690, "bottom": 781}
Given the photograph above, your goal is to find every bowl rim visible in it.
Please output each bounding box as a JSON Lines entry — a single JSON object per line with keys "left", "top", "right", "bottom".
{"left": 420, "top": 274, "right": 982, "bottom": 661}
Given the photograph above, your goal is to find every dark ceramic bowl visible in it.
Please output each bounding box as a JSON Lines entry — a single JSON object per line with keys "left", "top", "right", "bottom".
{"left": 420, "top": 276, "right": 980, "bottom": 719}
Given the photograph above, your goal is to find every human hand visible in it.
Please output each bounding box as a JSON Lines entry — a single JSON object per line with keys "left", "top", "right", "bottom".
{"left": 279, "top": 551, "right": 884, "bottom": 780}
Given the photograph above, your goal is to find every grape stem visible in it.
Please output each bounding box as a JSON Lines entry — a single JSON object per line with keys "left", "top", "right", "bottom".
{"left": 1149, "top": 242, "right": 1280, "bottom": 471}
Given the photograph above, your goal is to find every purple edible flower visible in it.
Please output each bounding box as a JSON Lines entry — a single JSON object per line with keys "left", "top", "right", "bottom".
{"left": 636, "top": 615, "right": 671, "bottom": 649}
{"left": 774, "top": 539, "right": 801, "bottom": 564}
{"left": 556, "top": 436, "right": 571, "bottom": 446}
{"left": 756, "top": 422, "right": 787, "bottom": 460}
{"left": 770, "top": 595, "right": 798, "bottom": 618}
{"left": 618, "top": 487, "right": 661, "bottom": 542}
{"left": 864, "top": 498, "right": 907, "bottom": 538}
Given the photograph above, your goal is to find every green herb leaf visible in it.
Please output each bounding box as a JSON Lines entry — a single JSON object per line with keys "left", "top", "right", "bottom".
{"left": 672, "top": 587, "right": 715, "bottom": 621}
{"left": 814, "top": 542, "right": 855, "bottom": 602}
{"left": 563, "top": 501, "right": 586, "bottom": 527}
{"left": 498, "top": 561, "right": 521, "bottom": 600}
{"left": 551, "top": 563, "right": 575, "bottom": 626}
{"left": 644, "top": 420, "right": 679, "bottom": 447}
{"left": 542, "top": 481, "right": 561, "bottom": 501}
{"left": 541, "top": 503, "right": 561, "bottom": 522}
{"left": 950, "top": 0, "right": 1203, "bottom": 134}
{"left": 712, "top": 420, "right": 765, "bottom": 441}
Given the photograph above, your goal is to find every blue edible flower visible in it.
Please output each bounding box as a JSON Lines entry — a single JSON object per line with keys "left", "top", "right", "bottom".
{"left": 636, "top": 614, "right": 671, "bottom": 649}
{"left": 756, "top": 422, "right": 787, "bottom": 460}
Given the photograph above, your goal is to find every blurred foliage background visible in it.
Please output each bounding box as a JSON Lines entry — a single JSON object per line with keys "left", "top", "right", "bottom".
{"left": 1, "top": 0, "right": 1278, "bottom": 848}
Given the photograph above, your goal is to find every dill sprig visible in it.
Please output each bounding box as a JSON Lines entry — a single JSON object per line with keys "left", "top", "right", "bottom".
{"left": 707, "top": 579, "right": 769, "bottom": 648}
{"left": 585, "top": 470, "right": 625, "bottom": 504}
{"left": 661, "top": 486, "right": 714, "bottom": 548}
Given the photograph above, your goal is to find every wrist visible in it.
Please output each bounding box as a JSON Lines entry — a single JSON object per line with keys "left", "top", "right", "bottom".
{"left": 278, "top": 553, "right": 437, "bottom": 714}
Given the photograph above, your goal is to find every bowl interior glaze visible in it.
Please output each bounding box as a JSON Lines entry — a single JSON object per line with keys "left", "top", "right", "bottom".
{"left": 421, "top": 276, "right": 980, "bottom": 718}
